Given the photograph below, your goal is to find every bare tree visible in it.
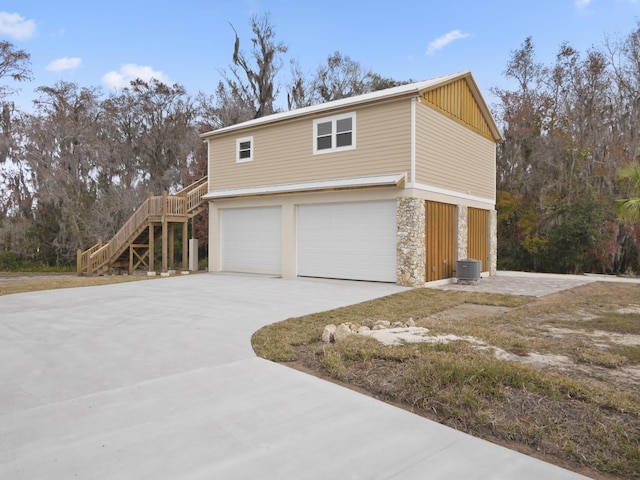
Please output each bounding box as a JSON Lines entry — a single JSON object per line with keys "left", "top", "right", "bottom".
{"left": 0, "top": 41, "right": 32, "bottom": 164}
{"left": 221, "top": 13, "right": 288, "bottom": 120}
{"left": 20, "top": 81, "right": 105, "bottom": 262}
{"left": 103, "top": 78, "right": 200, "bottom": 193}
{"left": 311, "top": 52, "right": 374, "bottom": 103}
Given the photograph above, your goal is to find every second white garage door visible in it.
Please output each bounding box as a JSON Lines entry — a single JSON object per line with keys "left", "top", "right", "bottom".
{"left": 220, "top": 206, "right": 282, "bottom": 275}
{"left": 297, "top": 200, "right": 397, "bottom": 282}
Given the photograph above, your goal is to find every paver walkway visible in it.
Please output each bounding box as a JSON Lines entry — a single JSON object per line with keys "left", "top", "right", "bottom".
{"left": 429, "top": 270, "right": 640, "bottom": 296}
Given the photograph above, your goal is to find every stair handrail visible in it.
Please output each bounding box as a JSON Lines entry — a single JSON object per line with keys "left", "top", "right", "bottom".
{"left": 106, "top": 196, "right": 152, "bottom": 261}
{"left": 175, "top": 176, "right": 208, "bottom": 197}
{"left": 187, "top": 180, "right": 209, "bottom": 212}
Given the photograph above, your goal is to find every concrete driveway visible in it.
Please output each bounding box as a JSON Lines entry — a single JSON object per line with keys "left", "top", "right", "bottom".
{"left": 0, "top": 274, "right": 589, "bottom": 479}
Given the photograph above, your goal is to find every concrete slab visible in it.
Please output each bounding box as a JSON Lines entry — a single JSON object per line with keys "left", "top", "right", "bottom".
{"left": 428, "top": 270, "right": 640, "bottom": 297}
{"left": 0, "top": 273, "right": 591, "bottom": 479}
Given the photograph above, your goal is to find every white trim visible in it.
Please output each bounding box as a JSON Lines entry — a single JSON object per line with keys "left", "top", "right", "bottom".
{"left": 312, "top": 111, "right": 356, "bottom": 155}
{"left": 236, "top": 136, "right": 254, "bottom": 163}
{"left": 204, "top": 173, "right": 406, "bottom": 199}
{"left": 411, "top": 97, "right": 416, "bottom": 183}
{"left": 407, "top": 182, "right": 495, "bottom": 206}
{"left": 206, "top": 140, "right": 211, "bottom": 185}
{"left": 492, "top": 143, "right": 497, "bottom": 202}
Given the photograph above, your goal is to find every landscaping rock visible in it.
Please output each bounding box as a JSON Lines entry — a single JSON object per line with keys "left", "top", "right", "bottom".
{"left": 323, "top": 318, "right": 419, "bottom": 343}
{"left": 322, "top": 324, "right": 337, "bottom": 343}
{"left": 334, "top": 323, "right": 353, "bottom": 343}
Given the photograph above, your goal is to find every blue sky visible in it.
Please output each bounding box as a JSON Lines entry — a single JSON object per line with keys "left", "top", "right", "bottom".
{"left": 1, "top": 0, "right": 639, "bottom": 113}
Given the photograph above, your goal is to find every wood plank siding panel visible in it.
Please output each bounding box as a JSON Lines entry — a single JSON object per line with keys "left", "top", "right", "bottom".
{"left": 415, "top": 104, "right": 495, "bottom": 201}
{"left": 468, "top": 207, "right": 489, "bottom": 271}
{"left": 420, "top": 78, "right": 495, "bottom": 141}
{"left": 210, "top": 100, "right": 412, "bottom": 190}
{"left": 425, "top": 201, "right": 457, "bottom": 282}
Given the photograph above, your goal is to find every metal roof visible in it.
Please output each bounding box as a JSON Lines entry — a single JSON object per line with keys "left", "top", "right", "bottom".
{"left": 200, "top": 70, "right": 502, "bottom": 141}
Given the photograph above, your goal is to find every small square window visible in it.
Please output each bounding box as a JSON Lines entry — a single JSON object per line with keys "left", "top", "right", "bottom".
{"left": 236, "top": 136, "right": 253, "bottom": 163}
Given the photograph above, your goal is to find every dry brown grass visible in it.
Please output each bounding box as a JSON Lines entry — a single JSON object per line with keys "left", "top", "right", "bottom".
{"left": 0, "top": 272, "right": 154, "bottom": 296}
{"left": 252, "top": 282, "right": 640, "bottom": 479}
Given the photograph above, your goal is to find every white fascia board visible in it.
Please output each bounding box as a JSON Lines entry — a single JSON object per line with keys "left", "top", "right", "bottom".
{"left": 407, "top": 182, "right": 495, "bottom": 206}
{"left": 204, "top": 173, "right": 407, "bottom": 199}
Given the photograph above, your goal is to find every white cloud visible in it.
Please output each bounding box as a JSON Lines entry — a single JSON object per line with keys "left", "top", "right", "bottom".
{"left": 426, "top": 30, "right": 471, "bottom": 56}
{"left": 0, "top": 11, "right": 37, "bottom": 40}
{"left": 575, "top": 0, "right": 593, "bottom": 9}
{"left": 45, "top": 57, "right": 82, "bottom": 72}
{"left": 102, "top": 63, "right": 169, "bottom": 90}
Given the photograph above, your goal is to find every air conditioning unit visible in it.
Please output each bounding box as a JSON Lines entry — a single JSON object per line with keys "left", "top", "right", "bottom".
{"left": 456, "top": 259, "right": 481, "bottom": 283}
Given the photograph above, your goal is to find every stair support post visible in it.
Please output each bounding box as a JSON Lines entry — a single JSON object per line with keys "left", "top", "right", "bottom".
{"left": 149, "top": 224, "right": 155, "bottom": 272}
{"left": 162, "top": 191, "right": 168, "bottom": 274}
{"left": 162, "top": 219, "right": 168, "bottom": 273}
{"left": 169, "top": 224, "right": 175, "bottom": 271}
{"left": 182, "top": 221, "right": 188, "bottom": 271}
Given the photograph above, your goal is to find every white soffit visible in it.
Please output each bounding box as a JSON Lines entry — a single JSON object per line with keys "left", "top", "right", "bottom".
{"left": 203, "top": 173, "right": 406, "bottom": 199}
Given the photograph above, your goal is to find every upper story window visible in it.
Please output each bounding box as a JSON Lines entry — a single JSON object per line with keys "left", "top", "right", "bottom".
{"left": 236, "top": 136, "right": 253, "bottom": 163}
{"left": 313, "top": 112, "right": 356, "bottom": 154}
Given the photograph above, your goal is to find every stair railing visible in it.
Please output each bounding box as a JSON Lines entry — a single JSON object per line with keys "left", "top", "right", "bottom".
{"left": 187, "top": 179, "right": 209, "bottom": 213}
{"left": 76, "top": 241, "right": 102, "bottom": 275}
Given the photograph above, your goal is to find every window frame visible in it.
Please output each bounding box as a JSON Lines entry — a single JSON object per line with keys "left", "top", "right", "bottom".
{"left": 312, "top": 112, "right": 356, "bottom": 155}
{"left": 236, "top": 136, "right": 254, "bottom": 163}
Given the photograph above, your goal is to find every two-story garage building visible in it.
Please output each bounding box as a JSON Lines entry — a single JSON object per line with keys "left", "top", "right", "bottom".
{"left": 200, "top": 71, "right": 503, "bottom": 286}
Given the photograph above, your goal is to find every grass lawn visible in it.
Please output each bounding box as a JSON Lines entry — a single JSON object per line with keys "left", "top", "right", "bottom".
{"left": 0, "top": 272, "right": 155, "bottom": 296}
{"left": 252, "top": 282, "right": 640, "bottom": 480}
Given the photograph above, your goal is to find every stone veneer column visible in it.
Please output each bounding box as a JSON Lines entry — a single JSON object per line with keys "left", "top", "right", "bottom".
{"left": 457, "top": 205, "right": 468, "bottom": 260}
{"left": 396, "top": 197, "right": 426, "bottom": 287}
{"left": 489, "top": 209, "right": 498, "bottom": 275}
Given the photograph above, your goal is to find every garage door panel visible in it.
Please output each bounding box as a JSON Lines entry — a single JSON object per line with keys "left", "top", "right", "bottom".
{"left": 220, "top": 207, "right": 281, "bottom": 275}
{"left": 297, "top": 201, "right": 397, "bottom": 282}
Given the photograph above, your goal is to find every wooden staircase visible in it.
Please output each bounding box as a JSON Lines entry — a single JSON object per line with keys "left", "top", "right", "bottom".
{"left": 77, "top": 176, "right": 208, "bottom": 276}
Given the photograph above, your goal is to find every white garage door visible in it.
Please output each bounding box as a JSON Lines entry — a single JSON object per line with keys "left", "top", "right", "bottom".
{"left": 297, "top": 201, "right": 397, "bottom": 282}
{"left": 220, "top": 206, "right": 282, "bottom": 275}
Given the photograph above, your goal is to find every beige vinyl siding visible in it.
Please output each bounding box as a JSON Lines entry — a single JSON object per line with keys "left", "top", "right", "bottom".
{"left": 415, "top": 103, "right": 495, "bottom": 201}
{"left": 210, "top": 100, "right": 412, "bottom": 190}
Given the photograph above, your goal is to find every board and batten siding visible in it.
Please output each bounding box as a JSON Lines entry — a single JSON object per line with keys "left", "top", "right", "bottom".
{"left": 209, "top": 100, "right": 413, "bottom": 191}
{"left": 415, "top": 103, "right": 496, "bottom": 202}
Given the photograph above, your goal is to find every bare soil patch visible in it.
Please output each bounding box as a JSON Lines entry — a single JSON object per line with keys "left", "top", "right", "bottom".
{"left": 252, "top": 282, "right": 640, "bottom": 479}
